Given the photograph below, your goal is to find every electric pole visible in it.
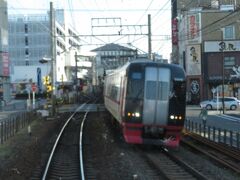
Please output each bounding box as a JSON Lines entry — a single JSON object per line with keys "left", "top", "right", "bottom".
{"left": 148, "top": 14, "right": 152, "bottom": 60}
{"left": 171, "top": 0, "right": 179, "bottom": 64}
{"left": 50, "top": 2, "right": 56, "bottom": 116}
{"left": 75, "top": 52, "right": 78, "bottom": 103}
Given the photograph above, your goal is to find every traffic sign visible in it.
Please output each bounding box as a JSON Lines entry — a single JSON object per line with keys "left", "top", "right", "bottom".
{"left": 32, "top": 84, "right": 37, "bottom": 92}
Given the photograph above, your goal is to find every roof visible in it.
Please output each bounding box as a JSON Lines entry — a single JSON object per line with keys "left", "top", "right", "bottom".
{"left": 91, "top": 43, "right": 135, "bottom": 52}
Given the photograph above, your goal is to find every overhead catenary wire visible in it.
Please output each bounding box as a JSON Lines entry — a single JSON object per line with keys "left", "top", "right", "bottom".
{"left": 129, "top": 0, "right": 174, "bottom": 55}
{"left": 7, "top": 0, "right": 172, "bottom": 58}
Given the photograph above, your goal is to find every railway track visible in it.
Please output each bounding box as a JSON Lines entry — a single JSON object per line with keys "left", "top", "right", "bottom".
{"left": 138, "top": 147, "right": 207, "bottom": 180}
{"left": 41, "top": 103, "right": 89, "bottom": 180}
{"left": 29, "top": 104, "right": 237, "bottom": 179}
{"left": 182, "top": 131, "right": 240, "bottom": 174}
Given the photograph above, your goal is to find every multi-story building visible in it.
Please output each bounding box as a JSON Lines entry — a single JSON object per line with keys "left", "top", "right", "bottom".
{"left": 0, "top": 0, "right": 11, "bottom": 103}
{"left": 8, "top": 9, "right": 81, "bottom": 95}
{"left": 91, "top": 43, "right": 137, "bottom": 86}
{"left": 176, "top": 0, "right": 240, "bottom": 104}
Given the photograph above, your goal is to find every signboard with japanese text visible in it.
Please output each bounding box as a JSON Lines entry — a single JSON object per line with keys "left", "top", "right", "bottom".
{"left": 172, "top": 18, "right": 178, "bottom": 45}
{"left": 1, "top": 52, "right": 10, "bottom": 76}
{"left": 186, "top": 13, "right": 202, "bottom": 44}
{"left": 204, "top": 41, "right": 240, "bottom": 52}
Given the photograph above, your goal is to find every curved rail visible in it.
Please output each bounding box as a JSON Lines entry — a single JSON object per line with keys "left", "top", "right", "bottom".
{"left": 79, "top": 110, "right": 89, "bottom": 180}
{"left": 42, "top": 103, "right": 87, "bottom": 180}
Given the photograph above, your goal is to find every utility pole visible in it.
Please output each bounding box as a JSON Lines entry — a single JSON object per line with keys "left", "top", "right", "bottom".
{"left": 50, "top": 2, "right": 56, "bottom": 116}
{"left": 148, "top": 14, "right": 152, "bottom": 60}
{"left": 220, "top": 29, "right": 225, "bottom": 114}
{"left": 171, "top": 0, "right": 179, "bottom": 64}
{"left": 75, "top": 52, "right": 78, "bottom": 103}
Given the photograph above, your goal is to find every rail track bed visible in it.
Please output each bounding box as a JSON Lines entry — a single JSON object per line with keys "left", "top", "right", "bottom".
{"left": 82, "top": 110, "right": 239, "bottom": 179}
{"left": 29, "top": 105, "right": 239, "bottom": 179}
{"left": 42, "top": 112, "right": 84, "bottom": 179}
{"left": 180, "top": 131, "right": 240, "bottom": 179}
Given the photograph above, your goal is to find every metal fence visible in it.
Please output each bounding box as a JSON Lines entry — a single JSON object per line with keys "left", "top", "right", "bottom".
{"left": 0, "top": 111, "right": 37, "bottom": 145}
{"left": 185, "top": 119, "right": 240, "bottom": 150}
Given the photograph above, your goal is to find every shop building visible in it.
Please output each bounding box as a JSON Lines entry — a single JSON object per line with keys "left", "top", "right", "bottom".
{"left": 176, "top": 1, "right": 240, "bottom": 104}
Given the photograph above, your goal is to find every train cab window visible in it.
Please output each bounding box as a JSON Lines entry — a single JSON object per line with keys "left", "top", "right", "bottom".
{"left": 173, "top": 80, "right": 186, "bottom": 101}
{"left": 127, "top": 72, "right": 144, "bottom": 99}
{"left": 146, "top": 81, "right": 169, "bottom": 100}
{"left": 158, "top": 82, "right": 168, "bottom": 100}
{"left": 146, "top": 81, "right": 156, "bottom": 100}
{"left": 131, "top": 72, "right": 142, "bottom": 79}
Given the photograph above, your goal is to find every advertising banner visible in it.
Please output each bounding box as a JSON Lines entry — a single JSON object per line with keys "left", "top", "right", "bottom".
{"left": 1, "top": 52, "right": 10, "bottom": 76}
{"left": 186, "top": 44, "right": 201, "bottom": 75}
{"left": 187, "top": 13, "right": 201, "bottom": 44}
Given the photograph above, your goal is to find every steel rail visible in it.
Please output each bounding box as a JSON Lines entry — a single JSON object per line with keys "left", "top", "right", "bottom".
{"left": 181, "top": 133, "right": 240, "bottom": 174}
{"left": 79, "top": 110, "right": 89, "bottom": 180}
{"left": 41, "top": 103, "right": 87, "bottom": 180}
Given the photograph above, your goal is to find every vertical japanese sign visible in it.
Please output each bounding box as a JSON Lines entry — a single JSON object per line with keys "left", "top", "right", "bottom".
{"left": 1, "top": 52, "right": 10, "bottom": 76}
{"left": 187, "top": 13, "right": 201, "bottom": 43}
{"left": 37, "top": 67, "right": 42, "bottom": 92}
{"left": 172, "top": 18, "right": 178, "bottom": 45}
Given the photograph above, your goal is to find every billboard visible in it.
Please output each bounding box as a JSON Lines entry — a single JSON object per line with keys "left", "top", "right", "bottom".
{"left": 1, "top": 52, "right": 10, "bottom": 76}
{"left": 186, "top": 44, "right": 201, "bottom": 76}
{"left": 187, "top": 13, "right": 201, "bottom": 44}
{"left": 172, "top": 18, "right": 178, "bottom": 45}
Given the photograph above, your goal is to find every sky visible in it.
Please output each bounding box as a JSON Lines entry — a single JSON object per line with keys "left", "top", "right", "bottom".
{"left": 7, "top": 0, "right": 172, "bottom": 60}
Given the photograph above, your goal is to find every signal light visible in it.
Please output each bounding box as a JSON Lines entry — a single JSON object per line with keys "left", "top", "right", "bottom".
{"left": 43, "top": 76, "right": 50, "bottom": 85}
{"left": 47, "top": 85, "right": 52, "bottom": 92}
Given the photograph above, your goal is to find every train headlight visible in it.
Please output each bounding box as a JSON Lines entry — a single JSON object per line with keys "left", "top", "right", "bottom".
{"left": 170, "top": 115, "right": 183, "bottom": 120}
{"left": 127, "top": 112, "right": 141, "bottom": 117}
{"left": 135, "top": 112, "right": 140, "bottom": 117}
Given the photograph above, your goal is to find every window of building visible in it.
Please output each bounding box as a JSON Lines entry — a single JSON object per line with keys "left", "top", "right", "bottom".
{"left": 24, "top": 24, "right": 28, "bottom": 33}
{"left": 224, "top": 56, "right": 235, "bottom": 69}
{"left": 224, "top": 26, "right": 235, "bottom": 40}
{"left": 25, "top": 48, "right": 29, "bottom": 55}
{"left": 25, "top": 36, "right": 28, "bottom": 46}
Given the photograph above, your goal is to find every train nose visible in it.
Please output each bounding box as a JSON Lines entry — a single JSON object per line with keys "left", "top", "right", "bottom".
{"left": 145, "top": 126, "right": 164, "bottom": 135}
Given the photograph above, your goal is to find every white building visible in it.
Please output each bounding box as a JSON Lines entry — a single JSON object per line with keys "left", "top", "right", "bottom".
{"left": 8, "top": 9, "right": 81, "bottom": 94}
{"left": 0, "top": 0, "right": 11, "bottom": 102}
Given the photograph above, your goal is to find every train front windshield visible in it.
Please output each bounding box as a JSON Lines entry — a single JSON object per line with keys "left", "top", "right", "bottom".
{"left": 125, "top": 71, "right": 144, "bottom": 123}
{"left": 127, "top": 72, "right": 144, "bottom": 99}
{"left": 172, "top": 80, "right": 186, "bottom": 106}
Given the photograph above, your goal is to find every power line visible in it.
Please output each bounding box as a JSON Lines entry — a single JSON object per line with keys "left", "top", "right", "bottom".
{"left": 178, "top": 9, "right": 240, "bottom": 42}
{"left": 6, "top": 7, "right": 170, "bottom": 12}
{"left": 135, "top": 0, "right": 155, "bottom": 25}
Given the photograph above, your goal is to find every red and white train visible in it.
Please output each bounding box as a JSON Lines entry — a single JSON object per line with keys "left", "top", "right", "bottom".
{"left": 104, "top": 59, "right": 186, "bottom": 148}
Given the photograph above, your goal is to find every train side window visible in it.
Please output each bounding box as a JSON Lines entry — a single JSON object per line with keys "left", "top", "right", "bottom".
{"left": 110, "top": 85, "right": 118, "bottom": 100}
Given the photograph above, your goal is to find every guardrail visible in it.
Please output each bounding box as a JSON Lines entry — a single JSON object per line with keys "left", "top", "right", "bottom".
{"left": 0, "top": 111, "right": 38, "bottom": 145}
{"left": 185, "top": 119, "right": 240, "bottom": 150}
{"left": 0, "top": 100, "right": 44, "bottom": 111}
